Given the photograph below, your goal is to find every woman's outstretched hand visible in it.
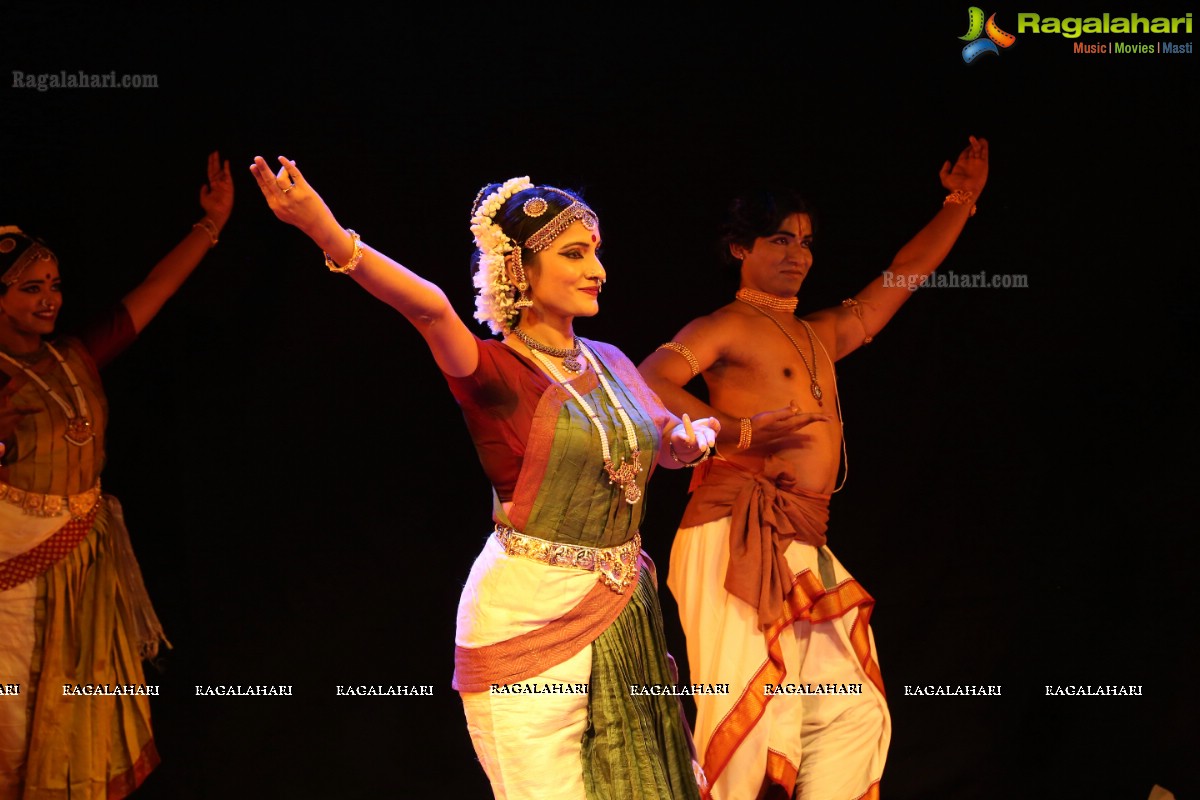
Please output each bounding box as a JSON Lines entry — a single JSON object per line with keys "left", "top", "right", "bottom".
{"left": 199, "top": 150, "right": 234, "bottom": 229}
{"left": 249, "top": 155, "right": 338, "bottom": 244}
{"left": 939, "top": 135, "right": 989, "bottom": 197}
{"left": 669, "top": 413, "right": 720, "bottom": 464}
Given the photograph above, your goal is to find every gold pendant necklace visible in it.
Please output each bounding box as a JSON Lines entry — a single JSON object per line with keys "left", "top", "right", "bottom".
{"left": 529, "top": 342, "right": 643, "bottom": 504}
{"left": 736, "top": 300, "right": 851, "bottom": 493}
{"left": 512, "top": 328, "right": 584, "bottom": 374}
{"left": 0, "top": 343, "right": 95, "bottom": 446}
{"left": 737, "top": 299, "right": 824, "bottom": 406}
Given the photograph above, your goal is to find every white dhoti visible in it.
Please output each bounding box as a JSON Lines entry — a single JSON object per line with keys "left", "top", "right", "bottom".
{"left": 455, "top": 535, "right": 602, "bottom": 800}
{"left": 461, "top": 646, "right": 593, "bottom": 800}
{"left": 670, "top": 516, "right": 890, "bottom": 800}
{"left": 0, "top": 501, "right": 72, "bottom": 798}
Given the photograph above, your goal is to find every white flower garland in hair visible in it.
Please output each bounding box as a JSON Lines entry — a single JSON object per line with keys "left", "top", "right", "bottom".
{"left": 470, "top": 176, "right": 533, "bottom": 335}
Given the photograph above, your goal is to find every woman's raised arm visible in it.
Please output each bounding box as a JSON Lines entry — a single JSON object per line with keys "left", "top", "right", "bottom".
{"left": 249, "top": 155, "right": 478, "bottom": 376}
{"left": 122, "top": 151, "right": 233, "bottom": 334}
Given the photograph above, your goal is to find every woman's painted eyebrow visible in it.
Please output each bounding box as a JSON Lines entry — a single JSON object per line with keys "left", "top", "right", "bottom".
{"left": 557, "top": 239, "right": 593, "bottom": 249}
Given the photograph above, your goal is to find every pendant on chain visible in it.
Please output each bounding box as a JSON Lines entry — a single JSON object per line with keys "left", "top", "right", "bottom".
{"left": 605, "top": 453, "right": 643, "bottom": 504}
{"left": 561, "top": 353, "right": 583, "bottom": 373}
{"left": 64, "top": 418, "right": 95, "bottom": 446}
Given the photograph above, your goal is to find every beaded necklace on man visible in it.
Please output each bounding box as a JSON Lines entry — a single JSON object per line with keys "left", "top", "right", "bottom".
{"left": 733, "top": 288, "right": 849, "bottom": 493}
{"left": 735, "top": 288, "right": 823, "bottom": 407}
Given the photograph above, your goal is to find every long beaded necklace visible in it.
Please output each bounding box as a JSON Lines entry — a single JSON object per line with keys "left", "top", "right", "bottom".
{"left": 0, "top": 343, "right": 95, "bottom": 445}
{"left": 512, "top": 328, "right": 584, "bottom": 374}
{"left": 527, "top": 342, "right": 643, "bottom": 504}
{"left": 735, "top": 295, "right": 850, "bottom": 493}
{"left": 737, "top": 298, "right": 824, "bottom": 407}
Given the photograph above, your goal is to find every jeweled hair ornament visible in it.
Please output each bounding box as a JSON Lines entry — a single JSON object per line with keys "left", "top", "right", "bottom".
{"left": 0, "top": 226, "right": 58, "bottom": 287}
{"left": 470, "top": 177, "right": 533, "bottom": 335}
{"left": 524, "top": 190, "right": 598, "bottom": 253}
{"left": 522, "top": 197, "right": 548, "bottom": 218}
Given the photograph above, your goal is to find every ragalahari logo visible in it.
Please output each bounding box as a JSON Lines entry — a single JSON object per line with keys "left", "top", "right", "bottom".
{"left": 960, "top": 7, "right": 1017, "bottom": 62}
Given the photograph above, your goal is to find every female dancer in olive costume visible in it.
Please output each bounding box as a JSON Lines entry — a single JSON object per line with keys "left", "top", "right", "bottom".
{"left": 0, "top": 152, "right": 233, "bottom": 799}
{"left": 250, "top": 156, "right": 716, "bottom": 799}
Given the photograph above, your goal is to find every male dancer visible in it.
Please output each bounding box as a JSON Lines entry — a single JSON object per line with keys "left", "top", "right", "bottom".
{"left": 639, "top": 137, "right": 988, "bottom": 799}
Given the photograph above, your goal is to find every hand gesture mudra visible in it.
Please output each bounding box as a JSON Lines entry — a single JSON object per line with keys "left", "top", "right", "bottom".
{"left": 745, "top": 404, "right": 832, "bottom": 450}
{"left": 670, "top": 414, "right": 720, "bottom": 462}
{"left": 199, "top": 150, "right": 234, "bottom": 228}
{"left": 249, "top": 155, "right": 337, "bottom": 238}
{"left": 939, "top": 136, "right": 989, "bottom": 197}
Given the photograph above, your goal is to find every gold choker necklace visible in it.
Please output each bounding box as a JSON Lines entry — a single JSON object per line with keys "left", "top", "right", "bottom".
{"left": 513, "top": 328, "right": 584, "bottom": 374}
{"left": 736, "top": 288, "right": 798, "bottom": 313}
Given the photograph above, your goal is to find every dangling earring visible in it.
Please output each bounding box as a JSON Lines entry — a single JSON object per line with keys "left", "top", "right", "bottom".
{"left": 511, "top": 246, "right": 533, "bottom": 309}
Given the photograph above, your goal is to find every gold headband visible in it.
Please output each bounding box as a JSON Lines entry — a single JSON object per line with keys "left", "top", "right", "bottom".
{"left": 524, "top": 190, "right": 598, "bottom": 253}
{"left": 2, "top": 240, "right": 57, "bottom": 287}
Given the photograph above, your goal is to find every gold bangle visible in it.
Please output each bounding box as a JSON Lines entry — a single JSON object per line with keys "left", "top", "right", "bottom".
{"left": 841, "top": 297, "right": 874, "bottom": 344}
{"left": 669, "top": 441, "right": 711, "bottom": 467}
{"left": 943, "top": 190, "right": 977, "bottom": 217}
{"left": 656, "top": 341, "right": 700, "bottom": 378}
{"left": 325, "top": 229, "right": 363, "bottom": 274}
{"left": 737, "top": 417, "right": 752, "bottom": 450}
{"left": 192, "top": 217, "right": 218, "bottom": 247}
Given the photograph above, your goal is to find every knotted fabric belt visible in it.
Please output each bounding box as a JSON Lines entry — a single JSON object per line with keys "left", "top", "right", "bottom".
{"left": 493, "top": 524, "right": 641, "bottom": 594}
{"left": 680, "top": 456, "right": 831, "bottom": 627}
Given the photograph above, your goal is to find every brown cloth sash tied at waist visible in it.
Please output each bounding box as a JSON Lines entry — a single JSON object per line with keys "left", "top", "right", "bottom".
{"left": 680, "top": 456, "right": 831, "bottom": 628}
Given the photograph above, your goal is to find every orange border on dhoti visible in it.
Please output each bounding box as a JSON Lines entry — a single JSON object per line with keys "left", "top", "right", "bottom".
{"left": 700, "top": 567, "right": 885, "bottom": 796}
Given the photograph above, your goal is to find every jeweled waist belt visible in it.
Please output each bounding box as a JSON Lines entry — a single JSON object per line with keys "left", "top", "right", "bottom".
{"left": 493, "top": 525, "right": 641, "bottom": 594}
{"left": 0, "top": 479, "right": 102, "bottom": 518}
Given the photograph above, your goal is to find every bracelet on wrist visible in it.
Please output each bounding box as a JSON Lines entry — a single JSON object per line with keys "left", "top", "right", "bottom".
{"left": 737, "top": 417, "right": 753, "bottom": 450}
{"left": 192, "top": 217, "right": 219, "bottom": 247}
{"left": 325, "top": 229, "right": 363, "bottom": 274}
{"left": 669, "top": 441, "right": 711, "bottom": 468}
{"left": 943, "top": 190, "right": 977, "bottom": 217}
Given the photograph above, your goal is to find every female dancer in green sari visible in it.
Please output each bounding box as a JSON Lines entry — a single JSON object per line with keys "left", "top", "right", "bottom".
{"left": 250, "top": 159, "right": 717, "bottom": 799}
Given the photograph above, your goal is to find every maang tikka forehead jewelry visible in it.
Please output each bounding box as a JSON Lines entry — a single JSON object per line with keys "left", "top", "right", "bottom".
{"left": 1, "top": 227, "right": 58, "bottom": 287}
{"left": 524, "top": 187, "right": 598, "bottom": 253}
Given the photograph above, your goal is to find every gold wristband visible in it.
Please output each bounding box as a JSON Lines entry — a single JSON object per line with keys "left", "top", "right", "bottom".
{"left": 325, "top": 229, "right": 363, "bottom": 274}
{"left": 192, "top": 217, "right": 219, "bottom": 247}
{"left": 656, "top": 341, "right": 700, "bottom": 378}
{"left": 943, "top": 190, "right": 977, "bottom": 217}
{"left": 737, "top": 417, "right": 752, "bottom": 450}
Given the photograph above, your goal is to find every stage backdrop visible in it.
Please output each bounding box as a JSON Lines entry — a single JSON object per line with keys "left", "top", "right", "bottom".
{"left": 3, "top": 5, "right": 1195, "bottom": 799}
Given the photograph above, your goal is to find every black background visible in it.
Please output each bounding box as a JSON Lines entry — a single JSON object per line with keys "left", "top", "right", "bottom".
{"left": 3, "top": 4, "right": 1196, "bottom": 799}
